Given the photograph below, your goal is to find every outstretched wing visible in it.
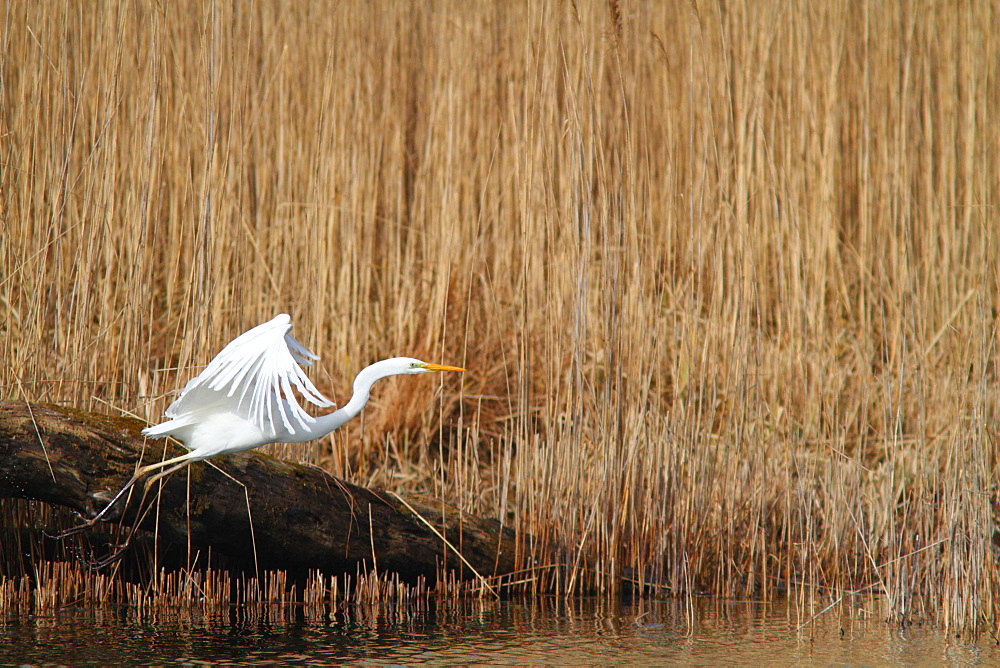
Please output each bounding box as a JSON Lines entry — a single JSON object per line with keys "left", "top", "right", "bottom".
{"left": 162, "top": 314, "right": 335, "bottom": 437}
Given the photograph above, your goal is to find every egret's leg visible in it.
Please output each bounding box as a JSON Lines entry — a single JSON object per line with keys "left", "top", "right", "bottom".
{"left": 134, "top": 451, "right": 198, "bottom": 481}
{"left": 90, "top": 452, "right": 194, "bottom": 523}
{"left": 52, "top": 472, "right": 144, "bottom": 539}
{"left": 54, "top": 451, "right": 196, "bottom": 538}
{"left": 142, "top": 459, "right": 194, "bottom": 493}
{"left": 94, "top": 461, "right": 193, "bottom": 568}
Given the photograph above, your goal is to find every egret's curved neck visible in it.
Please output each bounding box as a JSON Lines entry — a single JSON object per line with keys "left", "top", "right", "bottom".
{"left": 286, "top": 360, "right": 404, "bottom": 442}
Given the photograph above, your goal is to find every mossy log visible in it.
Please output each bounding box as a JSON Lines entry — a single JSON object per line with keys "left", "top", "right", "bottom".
{"left": 0, "top": 401, "right": 518, "bottom": 583}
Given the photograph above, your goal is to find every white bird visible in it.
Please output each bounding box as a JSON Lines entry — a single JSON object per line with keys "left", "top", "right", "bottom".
{"left": 73, "top": 313, "right": 465, "bottom": 529}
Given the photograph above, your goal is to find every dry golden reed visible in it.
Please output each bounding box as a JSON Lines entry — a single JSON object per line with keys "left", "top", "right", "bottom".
{"left": 1, "top": 1, "right": 997, "bottom": 629}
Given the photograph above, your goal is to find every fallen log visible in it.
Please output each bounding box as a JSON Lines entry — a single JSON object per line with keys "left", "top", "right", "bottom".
{"left": 0, "top": 401, "right": 518, "bottom": 584}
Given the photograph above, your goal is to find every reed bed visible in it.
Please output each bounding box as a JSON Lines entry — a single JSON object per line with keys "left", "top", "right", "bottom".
{"left": 1, "top": 0, "right": 997, "bottom": 630}
{"left": 0, "top": 559, "right": 478, "bottom": 623}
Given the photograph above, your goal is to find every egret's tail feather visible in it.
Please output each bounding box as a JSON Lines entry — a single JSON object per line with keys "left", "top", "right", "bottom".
{"left": 141, "top": 418, "right": 192, "bottom": 440}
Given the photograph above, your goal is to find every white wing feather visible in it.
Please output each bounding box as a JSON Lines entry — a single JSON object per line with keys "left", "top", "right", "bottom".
{"left": 160, "top": 314, "right": 335, "bottom": 438}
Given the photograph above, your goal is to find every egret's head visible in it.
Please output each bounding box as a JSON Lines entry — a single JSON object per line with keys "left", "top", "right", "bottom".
{"left": 353, "top": 357, "right": 466, "bottom": 399}
{"left": 400, "top": 358, "right": 466, "bottom": 375}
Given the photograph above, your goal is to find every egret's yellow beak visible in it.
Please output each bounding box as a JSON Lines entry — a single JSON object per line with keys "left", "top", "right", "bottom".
{"left": 419, "top": 363, "right": 466, "bottom": 373}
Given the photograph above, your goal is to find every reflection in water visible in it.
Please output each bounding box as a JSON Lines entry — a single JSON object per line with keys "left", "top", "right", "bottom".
{"left": 2, "top": 597, "right": 997, "bottom": 665}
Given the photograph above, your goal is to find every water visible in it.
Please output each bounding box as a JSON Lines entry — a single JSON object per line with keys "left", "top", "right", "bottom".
{"left": 2, "top": 598, "right": 997, "bottom": 665}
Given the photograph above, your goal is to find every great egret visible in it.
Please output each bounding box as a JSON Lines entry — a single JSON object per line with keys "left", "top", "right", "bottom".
{"left": 70, "top": 313, "right": 465, "bottom": 530}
